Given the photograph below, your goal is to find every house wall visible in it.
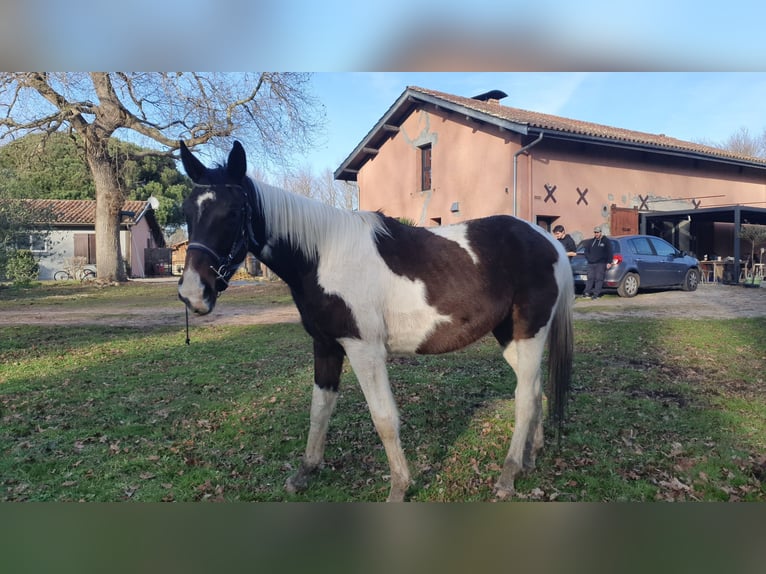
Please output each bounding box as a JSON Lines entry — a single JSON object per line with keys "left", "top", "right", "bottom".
{"left": 35, "top": 229, "right": 87, "bottom": 280}
{"left": 358, "top": 109, "right": 517, "bottom": 226}
{"left": 357, "top": 108, "right": 766, "bottom": 245}
{"left": 35, "top": 221, "right": 156, "bottom": 280}
{"left": 124, "top": 219, "right": 155, "bottom": 278}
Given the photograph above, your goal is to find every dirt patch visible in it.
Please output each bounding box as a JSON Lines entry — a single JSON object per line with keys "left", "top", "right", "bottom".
{"left": 0, "top": 301, "right": 301, "bottom": 328}
{"left": 0, "top": 283, "right": 764, "bottom": 328}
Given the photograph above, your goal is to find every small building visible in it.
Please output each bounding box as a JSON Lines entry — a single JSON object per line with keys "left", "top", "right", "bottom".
{"left": 171, "top": 240, "right": 188, "bottom": 276}
{"left": 335, "top": 86, "right": 766, "bottom": 256}
{"left": 20, "top": 199, "right": 166, "bottom": 280}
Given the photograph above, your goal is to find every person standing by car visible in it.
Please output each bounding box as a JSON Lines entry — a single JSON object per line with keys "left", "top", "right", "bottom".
{"left": 582, "top": 225, "right": 613, "bottom": 300}
{"left": 553, "top": 225, "right": 577, "bottom": 259}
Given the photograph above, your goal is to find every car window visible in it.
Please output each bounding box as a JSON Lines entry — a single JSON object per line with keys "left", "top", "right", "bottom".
{"left": 629, "top": 237, "right": 654, "bottom": 256}
{"left": 650, "top": 237, "right": 677, "bottom": 257}
{"left": 576, "top": 239, "right": 620, "bottom": 254}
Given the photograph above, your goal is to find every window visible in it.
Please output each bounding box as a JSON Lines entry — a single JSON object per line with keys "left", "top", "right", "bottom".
{"left": 14, "top": 233, "right": 47, "bottom": 253}
{"left": 30, "top": 233, "right": 47, "bottom": 252}
{"left": 650, "top": 237, "right": 676, "bottom": 257}
{"left": 420, "top": 144, "right": 432, "bottom": 191}
{"left": 629, "top": 237, "right": 654, "bottom": 256}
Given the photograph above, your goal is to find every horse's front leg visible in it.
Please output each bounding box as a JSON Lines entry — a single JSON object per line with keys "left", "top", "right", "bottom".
{"left": 342, "top": 338, "right": 411, "bottom": 502}
{"left": 285, "top": 340, "right": 343, "bottom": 495}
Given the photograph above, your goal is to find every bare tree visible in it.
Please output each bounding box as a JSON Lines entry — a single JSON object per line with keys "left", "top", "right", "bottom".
{"left": 698, "top": 125, "right": 766, "bottom": 159}
{"left": 280, "top": 166, "right": 315, "bottom": 199}
{"left": 0, "top": 72, "right": 323, "bottom": 281}
{"left": 722, "top": 126, "right": 765, "bottom": 158}
{"left": 318, "top": 167, "right": 358, "bottom": 211}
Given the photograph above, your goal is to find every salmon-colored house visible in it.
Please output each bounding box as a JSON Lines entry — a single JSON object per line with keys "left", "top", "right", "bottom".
{"left": 336, "top": 86, "right": 766, "bottom": 259}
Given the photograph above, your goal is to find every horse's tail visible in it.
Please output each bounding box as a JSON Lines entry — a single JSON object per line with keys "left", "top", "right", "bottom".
{"left": 547, "top": 263, "right": 574, "bottom": 435}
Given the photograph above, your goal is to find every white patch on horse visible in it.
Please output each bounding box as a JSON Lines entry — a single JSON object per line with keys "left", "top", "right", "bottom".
{"left": 304, "top": 385, "right": 339, "bottom": 467}
{"left": 178, "top": 266, "right": 209, "bottom": 314}
{"left": 340, "top": 338, "right": 411, "bottom": 501}
{"left": 498, "top": 327, "right": 548, "bottom": 489}
{"left": 195, "top": 191, "right": 216, "bottom": 216}
{"left": 252, "top": 181, "right": 450, "bottom": 351}
{"left": 316, "top": 233, "right": 451, "bottom": 353}
{"left": 430, "top": 223, "right": 479, "bottom": 265}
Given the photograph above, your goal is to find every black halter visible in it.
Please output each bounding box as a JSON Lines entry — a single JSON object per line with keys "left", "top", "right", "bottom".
{"left": 186, "top": 184, "right": 260, "bottom": 292}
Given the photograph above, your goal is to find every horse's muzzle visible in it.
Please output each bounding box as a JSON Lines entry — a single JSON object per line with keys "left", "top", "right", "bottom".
{"left": 178, "top": 271, "right": 216, "bottom": 315}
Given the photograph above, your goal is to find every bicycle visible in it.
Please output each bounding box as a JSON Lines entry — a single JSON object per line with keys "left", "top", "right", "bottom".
{"left": 53, "top": 267, "right": 97, "bottom": 281}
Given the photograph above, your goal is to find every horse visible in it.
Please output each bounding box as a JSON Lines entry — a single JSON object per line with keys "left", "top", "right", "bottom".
{"left": 177, "top": 140, "right": 574, "bottom": 501}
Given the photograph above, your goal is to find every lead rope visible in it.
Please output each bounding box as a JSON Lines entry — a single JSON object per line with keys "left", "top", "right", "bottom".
{"left": 185, "top": 306, "right": 191, "bottom": 345}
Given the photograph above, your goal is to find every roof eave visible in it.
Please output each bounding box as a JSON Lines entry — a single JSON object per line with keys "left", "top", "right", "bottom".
{"left": 536, "top": 129, "right": 766, "bottom": 170}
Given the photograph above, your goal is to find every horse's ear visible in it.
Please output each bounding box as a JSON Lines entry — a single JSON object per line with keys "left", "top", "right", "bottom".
{"left": 179, "top": 140, "right": 207, "bottom": 182}
{"left": 227, "top": 141, "right": 247, "bottom": 181}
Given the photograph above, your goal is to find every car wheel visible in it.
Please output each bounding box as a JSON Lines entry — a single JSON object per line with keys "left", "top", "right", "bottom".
{"left": 617, "top": 272, "right": 640, "bottom": 297}
{"left": 682, "top": 268, "right": 699, "bottom": 291}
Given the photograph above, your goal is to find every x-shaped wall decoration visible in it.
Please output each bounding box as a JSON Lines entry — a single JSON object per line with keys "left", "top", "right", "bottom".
{"left": 637, "top": 194, "right": 649, "bottom": 210}
{"left": 692, "top": 199, "right": 701, "bottom": 209}
{"left": 576, "top": 187, "right": 588, "bottom": 206}
{"left": 543, "top": 183, "right": 557, "bottom": 203}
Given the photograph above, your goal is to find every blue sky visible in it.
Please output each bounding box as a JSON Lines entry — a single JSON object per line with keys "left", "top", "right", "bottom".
{"left": 301, "top": 73, "right": 766, "bottom": 176}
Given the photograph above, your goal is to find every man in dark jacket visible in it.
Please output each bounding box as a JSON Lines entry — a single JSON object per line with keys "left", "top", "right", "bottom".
{"left": 553, "top": 224, "right": 576, "bottom": 259}
{"left": 582, "top": 225, "right": 613, "bottom": 300}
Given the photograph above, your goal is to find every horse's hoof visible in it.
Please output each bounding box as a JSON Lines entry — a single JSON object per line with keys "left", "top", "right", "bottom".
{"left": 285, "top": 474, "right": 307, "bottom": 494}
{"left": 494, "top": 483, "right": 515, "bottom": 500}
{"left": 386, "top": 492, "right": 406, "bottom": 503}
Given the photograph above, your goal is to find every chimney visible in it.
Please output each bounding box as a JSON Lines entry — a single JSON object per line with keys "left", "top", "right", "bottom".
{"left": 471, "top": 89, "right": 508, "bottom": 104}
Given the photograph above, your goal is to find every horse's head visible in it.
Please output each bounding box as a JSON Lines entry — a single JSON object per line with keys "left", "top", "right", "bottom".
{"left": 177, "top": 140, "right": 254, "bottom": 315}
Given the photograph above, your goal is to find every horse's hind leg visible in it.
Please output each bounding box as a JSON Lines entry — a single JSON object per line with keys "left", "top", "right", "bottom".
{"left": 341, "top": 339, "right": 411, "bottom": 502}
{"left": 495, "top": 330, "right": 547, "bottom": 498}
{"left": 285, "top": 340, "right": 343, "bottom": 495}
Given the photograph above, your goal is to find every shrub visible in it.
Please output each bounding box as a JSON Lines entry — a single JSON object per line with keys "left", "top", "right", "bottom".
{"left": 5, "top": 249, "right": 39, "bottom": 285}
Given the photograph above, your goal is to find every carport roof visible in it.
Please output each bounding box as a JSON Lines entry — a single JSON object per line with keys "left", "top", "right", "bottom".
{"left": 641, "top": 205, "right": 766, "bottom": 226}
{"left": 641, "top": 205, "right": 766, "bottom": 277}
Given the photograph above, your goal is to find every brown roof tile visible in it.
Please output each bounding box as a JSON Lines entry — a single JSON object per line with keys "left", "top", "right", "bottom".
{"left": 409, "top": 86, "right": 766, "bottom": 165}
{"left": 23, "top": 199, "right": 149, "bottom": 225}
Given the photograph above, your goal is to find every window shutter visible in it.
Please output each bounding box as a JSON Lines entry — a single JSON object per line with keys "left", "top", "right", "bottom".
{"left": 74, "top": 234, "right": 97, "bottom": 264}
{"left": 420, "top": 145, "right": 432, "bottom": 191}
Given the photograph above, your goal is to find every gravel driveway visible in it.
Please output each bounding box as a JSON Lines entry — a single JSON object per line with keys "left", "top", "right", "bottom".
{"left": 1, "top": 283, "right": 765, "bottom": 328}
{"left": 573, "top": 283, "right": 766, "bottom": 320}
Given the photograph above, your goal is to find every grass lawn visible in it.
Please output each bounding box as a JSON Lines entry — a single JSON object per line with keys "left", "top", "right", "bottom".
{"left": 1, "top": 282, "right": 764, "bottom": 501}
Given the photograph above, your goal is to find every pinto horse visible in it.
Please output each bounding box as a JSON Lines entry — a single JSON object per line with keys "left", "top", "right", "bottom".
{"left": 177, "top": 140, "right": 574, "bottom": 501}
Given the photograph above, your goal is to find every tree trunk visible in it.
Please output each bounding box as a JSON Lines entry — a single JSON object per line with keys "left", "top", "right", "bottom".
{"left": 86, "top": 148, "right": 126, "bottom": 282}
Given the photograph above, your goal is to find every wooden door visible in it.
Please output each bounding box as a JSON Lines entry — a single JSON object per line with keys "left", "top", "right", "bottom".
{"left": 610, "top": 205, "right": 639, "bottom": 235}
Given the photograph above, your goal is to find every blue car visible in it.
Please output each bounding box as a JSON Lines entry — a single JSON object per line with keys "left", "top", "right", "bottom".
{"left": 571, "top": 235, "right": 701, "bottom": 297}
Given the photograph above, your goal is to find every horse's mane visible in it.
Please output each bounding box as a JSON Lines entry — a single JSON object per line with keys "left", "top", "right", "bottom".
{"left": 251, "top": 178, "right": 388, "bottom": 262}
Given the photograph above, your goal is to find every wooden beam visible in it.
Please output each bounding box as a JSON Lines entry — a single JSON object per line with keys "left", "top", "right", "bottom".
{"left": 382, "top": 124, "right": 399, "bottom": 133}
{"left": 362, "top": 147, "right": 379, "bottom": 155}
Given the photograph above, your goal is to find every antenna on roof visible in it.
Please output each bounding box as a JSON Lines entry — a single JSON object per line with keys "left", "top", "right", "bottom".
{"left": 472, "top": 89, "right": 508, "bottom": 102}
